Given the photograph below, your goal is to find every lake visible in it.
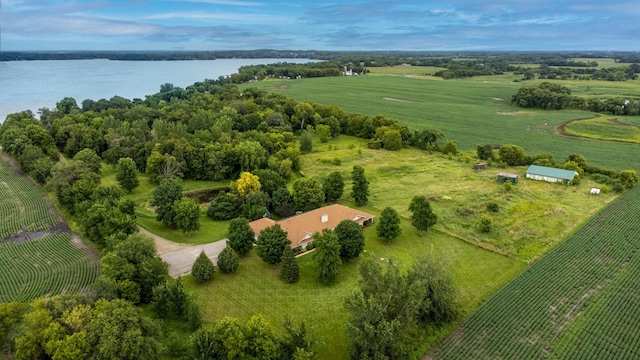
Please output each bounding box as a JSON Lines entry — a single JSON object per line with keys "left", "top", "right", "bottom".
{"left": 0, "top": 58, "right": 315, "bottom": 122}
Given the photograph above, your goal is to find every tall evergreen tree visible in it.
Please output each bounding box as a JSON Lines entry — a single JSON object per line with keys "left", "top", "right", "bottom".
{"left": 217, "top": 246, "right": 239, "bottom": 273}
{"left": 408, "top": 196, "right": 437, "bottom": 231}
{"left": 191, "top": 251, "right": 215, "bottom": 283}
{"left": 280, "top": 247, "right": 299, "bottom": 284}
{"left": 312, "top": 229, "right": 342, "bottom": 285}
{"left": 351, "top": 165, "right": 369, "bottom": 206}
{"left": 226, "top": 217, "right": 255, "bottom": 256}
{"left": 377, "top": 207, "right": 402, "bottom": 243}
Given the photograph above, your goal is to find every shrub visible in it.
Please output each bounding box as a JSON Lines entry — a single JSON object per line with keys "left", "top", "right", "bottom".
{"left": 191, "top": 251, "right": 215, "bottom": 283}
{"left": 478, "top": 215, "right": 493, "bottom": 233}
{"left": 217, "top": 246, "right": 239, "bottom": 273}
{"left": 487, "top": 202, "right": 500, "bottom": 213}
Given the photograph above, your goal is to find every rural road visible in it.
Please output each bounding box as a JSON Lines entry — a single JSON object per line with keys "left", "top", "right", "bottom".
{"left": 138, "top": 226, "right": 227, "bottom": 278}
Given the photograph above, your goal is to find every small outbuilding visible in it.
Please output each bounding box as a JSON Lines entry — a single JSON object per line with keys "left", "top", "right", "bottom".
{"left": 497, "top": 172, "right": 519, "bottom": 184}
{"left": 474, "top": 163, "right": 488, "bottom": 170}
{"left": 525, "top": 165, "right": 578, "bottom": 185}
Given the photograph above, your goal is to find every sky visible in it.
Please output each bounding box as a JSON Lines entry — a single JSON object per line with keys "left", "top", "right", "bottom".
{"left": 2, "top": 0, "right": 640, "bottom": 52}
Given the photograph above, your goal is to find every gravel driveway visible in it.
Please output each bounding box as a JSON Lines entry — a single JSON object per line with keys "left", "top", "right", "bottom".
{"left": 160, "top": 239, "right": 228, "bottom": 278}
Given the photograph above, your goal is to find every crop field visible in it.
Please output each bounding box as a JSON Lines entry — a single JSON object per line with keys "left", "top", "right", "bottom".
{"left": 432, "top": 184, "right": 640, "bottom": 360}
{"left": 245, "top": 75, "right": 640, "bottom": 171}
{"left": 0, "top": 233, "right": 100, "bottom": 302}
{"left": 0, "top": 155, "right": 60, "bottom": 238}
{"left": 564, "top": 116, "right": 640, "bottom": 143}
{"left": 0, "top": 154, "right": 100, "bottom": 302}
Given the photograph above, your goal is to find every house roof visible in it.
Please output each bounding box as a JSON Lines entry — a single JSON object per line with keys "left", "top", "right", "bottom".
{"left": 249, "top": 204, "right": 375, "bottom": 248}
{"left": 526, "top": 165, "right": 578, "bottom": 180}
{"left": 498, "top": 172, "right": 519, "bottom": 178}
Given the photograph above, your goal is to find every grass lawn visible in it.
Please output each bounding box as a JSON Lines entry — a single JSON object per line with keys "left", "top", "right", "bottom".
{"left": 185, "top": 218, "right": 526, "bottom": 360}
{"left": 243, "top": 75, "right": 640, "bottom": 171}
{"left": 564, "top": 116, "right": 640, "bottom": 143}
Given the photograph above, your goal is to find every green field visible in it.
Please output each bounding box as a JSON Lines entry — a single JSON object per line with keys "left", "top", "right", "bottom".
{"left": 432, "top": 184, "right": 640, "bottom": 359}
{"left": 0, "top": 155, "right": 60, "bottom": 238}
{"left": 565, "top": 116, "right": 640, "bottom": 143}
{"left": 0, "top": 233, "right": 100, "bottom": 302}
{"left": 243, "top": 75, "right": 640, "bottom": 171}
{"left": 0, "top": 154, "right": 100, "bottom": 303}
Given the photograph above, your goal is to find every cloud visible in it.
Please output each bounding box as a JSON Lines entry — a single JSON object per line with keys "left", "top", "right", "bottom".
{"left": 173, "top": 0, "right": 265, "bottom": 6}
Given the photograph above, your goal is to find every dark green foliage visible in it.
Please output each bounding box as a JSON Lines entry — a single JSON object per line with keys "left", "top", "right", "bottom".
{"left": 409, "top": 195, "right": 437, "bottom": 231}
{"left": 351, "top": 165, "right": 369, "bottom": 206}
{"left": 115, "top": 157, "right": 139, "bottom": 192}
{"left": 408, "top": 254, "right": 459, "bottom": 324}
{"left": 227, "top": 217, "right": 255, "bottom": 256}
{"left": 293, "top": 177, "right": 325, "bottom": 212}
{"left": 207, "top": 192, "right": 241, "bottom": 220}
{"left": 152, "top": 279, "right": 201, "bottom": 330}
{"left": 511, "top": 82, "right": 572, "bottom": 110}
{"left": 217, "top": 246, "right": 239, "bottom": 273}
{"left": 256, "top": 224, "right": 290, "bottom": 265}
{"left": 619, "top": 170, "right": 639, "bottom": 189}
{"left": 487, "top": 202, "right": 500, "bottom": 213}
{"left": 191, "top": 251, "right": 215, "bottom": 283}
{"left": 323, "top": 171, "right": 345, "bottom": 203}
{"left": 377, "top": 207, "right": 402, "bottom": 243}
{"left": 151, "top": 178, "right": 183, "bottom": 228}
{"left": 476, "top": 144, "right": 494, "bottom": 160}
{"left": 442, "top": 140, "right": 458, "bottom": 155}
{"left": 272, "top": 187, "right": 295, "bottom": 217}
{"left": 279, "top": 318, "right": 315, "bottom": 359}
{"left": 280, "top": 247, "right": 300, "bottom": 284}
{"left": 73, "top": 148, "right": 102, "bottom": 175}
{"left": 312, "top": 229, "right": 342, "bottom": 285}
{"left": 334, "top": 220, "right": 365, "bottom": 259}
{"left": 173, "top": 197, "right": 201, "bottom": 236}
{"left": 253, "top": 169, "right": 286, "bottom": 197}
{"left": 498, "top": 144, "right": 527, "bottom": 166}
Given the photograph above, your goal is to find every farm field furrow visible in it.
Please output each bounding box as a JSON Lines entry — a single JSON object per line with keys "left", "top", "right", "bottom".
{"left": 432, "top": 184, "right": 640, "bottom": 359}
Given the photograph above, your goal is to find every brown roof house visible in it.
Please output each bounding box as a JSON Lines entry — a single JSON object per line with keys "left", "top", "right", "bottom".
{"left": 249, "top": 204, "right": 375, "bottom": 250}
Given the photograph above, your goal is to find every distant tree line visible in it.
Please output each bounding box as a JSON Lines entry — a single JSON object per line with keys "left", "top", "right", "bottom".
{"left": 512, "top": 82, "right": 640, "bottom": 115}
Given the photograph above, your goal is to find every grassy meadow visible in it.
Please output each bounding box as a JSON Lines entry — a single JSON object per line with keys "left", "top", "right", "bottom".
{"left": 243, "top": 72, "right": 640, "bottom": 171}
{"left": 564, "top": 116, "right": 640, "bottom": 143}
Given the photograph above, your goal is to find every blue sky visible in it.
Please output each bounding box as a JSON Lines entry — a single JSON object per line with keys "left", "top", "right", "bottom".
{"left": 3, "top": 0, "right": 640, "bottom": 51}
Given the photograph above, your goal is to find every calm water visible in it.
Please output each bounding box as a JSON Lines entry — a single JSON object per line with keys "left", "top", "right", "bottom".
{"left": 0, "top": 58, "right": 314, "bottom": 122}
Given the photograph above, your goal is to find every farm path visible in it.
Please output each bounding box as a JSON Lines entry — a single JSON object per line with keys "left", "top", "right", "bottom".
{"left": 139, "top": 226, "right": 227, "bottom": 278}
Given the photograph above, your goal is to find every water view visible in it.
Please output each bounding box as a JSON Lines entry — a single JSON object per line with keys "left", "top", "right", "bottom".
{"left": 0, "top": 58, "right": 314, "bottom": 122}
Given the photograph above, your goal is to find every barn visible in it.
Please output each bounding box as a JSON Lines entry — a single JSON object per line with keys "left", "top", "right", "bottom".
{"left": 525, "top": 165, "right": 578, "bottom": 185}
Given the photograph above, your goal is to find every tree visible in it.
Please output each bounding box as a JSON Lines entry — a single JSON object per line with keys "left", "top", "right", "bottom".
{"left": 151, "top": 178, "right": 183, "bottom": 228}
{"left": 272, "top": 187, "right": 295, "bottom": 217}
{"left": 207, "top": 192, "right": 240, "bottom": 220}
{"left": 237, "top": 171, "right": 261, "bottom": 196}
{"left": 382, "top": 129, "right": 403, "bottom": 150}
{"left": 256, "top": 224, "right": 290, "bottom": 266}
{"left": 407, "top": 253, "right": 459, "bottom": 324}
{"left": 477, "top": 144, "right": 494, "bottom": 160}
{"left": 252, "top": 169, "right": 286, "bottom": 197}
{"left": 619, "top": 169, "right": 639, "bottom": 189}
{"left": 115, "top": 157, "right": 139, "bottom": 192}
{"left": 323, "top": 171, "right": 344, "bottom": 203}
{"left": 334, "top": 220, "right": 365, "bottom": 260}
{"left": 217, "top": 246, "right": 239, "bottom": 273}
{"left": 498, "top": 144, "right": 526, "bottom": 166}
{"left": 344, "top": 257, "right": 423, "bottom": 360}
{"left": 293, "top": 177, "right": 324, "bottom": 212}
{"left": 280, "top": 247, "right": 300, "bottom": 284}
{"left": 442, "top": 140, "right": 458, "bottom": 155}
{"left": 173, "top": 197, "right": 201, "bottom": 237}
{"left": 351, "top": 165, "right": 369, "bottom": 206}
{"left": 227, "top": 217, "right": 255, "bottom": 256}
{"left": 299, "top": 130, "right": 313, "bottom": 153}
{"left": 191, "top": 251, "right": 215, "bottom": 283}
{"left": 312, "top": 229, "right": 341, "bottom": 285}
{"left": 279, "top": 317, "right": 316, "bottom": 359}
{"left": 316, "top": 124, "right": 331, "bottom": 143}
{"left": 73, "top": 148, "right": 102, "bottom": 175}
{"left": 478, "top": 214, "right": 493, "bottom": 233}
{"left": 377, "top": 207, "right": 401, "bottom": 242}
{"left": 409, "top": 195, "right": 437, "bottom": 231}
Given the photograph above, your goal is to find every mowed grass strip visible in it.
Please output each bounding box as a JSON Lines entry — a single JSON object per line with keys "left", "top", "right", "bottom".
{"left": 564, "top": 116, "right": 640, "bottom": 143}
{"left": 244, "top": 76, "right": 640, "bottom": 171}
{"left": 432, "top": 184, "right": 640, "bottom": 360}
{"left": 186, "top": 220, "right": 526, "bottom": 360}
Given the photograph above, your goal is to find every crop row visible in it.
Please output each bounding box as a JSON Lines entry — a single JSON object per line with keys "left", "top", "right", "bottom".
{"left": 0, "top": 233, "right": 100, "bottom": 302}
{"left": 434, "top": 185, "right": 640, "bottom": 359}
{"left": 0, "top": 158, "right": 59, "bottom": 239}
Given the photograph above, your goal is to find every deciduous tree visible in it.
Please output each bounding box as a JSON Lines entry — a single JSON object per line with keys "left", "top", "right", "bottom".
{"left": 151, "top": 178, "right": 183, "bottom": 228}
{"left": 313, "top": 229, "right": 341, "bottom": 285}
{"left": 227, "top": 217, "right": 255, "bottom": 256}
{"left": 409, "top": 195, "right": 437, "bottom": 232}
{"left": 293, "top": 177, "right": 324, "bottom": 212}
{"left": 351, "top": 165, "right": 369, "bottom": 206}
{"left": 334, "top": 220, "right": 365, "bottom": 260}
{"left": 115, "top": 157, "right": 139, "bottom": 192}
{"left": 173, "top": 197, "right": 201, "bottom": 237}
{"left": 323, "top": 171, "right": 344, "bottom": 203}
{"left": 377, "top": 207, "right": 401, "bottom": 242}
{"left": 256, "top": 224, "right": 290, "bottom": 266}
{"left": 237, "top": 171, "right": 261, "bottom": 196}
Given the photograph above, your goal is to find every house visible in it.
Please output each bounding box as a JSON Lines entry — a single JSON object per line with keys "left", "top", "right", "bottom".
{"left": 497, "top": 172, "right": 519, "bottom": 184}
{"left": 248, "top": 204, "right": 375, "bottom": 250}
{"left": 525, "top": 165, "right": 578, "bottom": 185}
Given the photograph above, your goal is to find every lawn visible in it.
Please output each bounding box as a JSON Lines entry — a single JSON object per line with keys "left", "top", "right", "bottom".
{"left": 243, "top": 75, "right": 640, "bottom": 171}
{"left": 186, "top": 216, "right": 526, "bottom": 359}
{"left": 564, "top": 116, "right": 640, "bottom": 143}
